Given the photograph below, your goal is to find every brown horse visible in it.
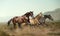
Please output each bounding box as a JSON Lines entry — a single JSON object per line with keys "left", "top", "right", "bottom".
{"left": 7, "top": 11, "right": 34, "bottom": 28}
{"left": 29, "top": 12, "right": 43, "bottom": 26}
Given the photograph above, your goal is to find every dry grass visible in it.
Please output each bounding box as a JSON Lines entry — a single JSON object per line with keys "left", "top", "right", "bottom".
{"left": 0, "top": 21, "right": 60, "bottom": 36}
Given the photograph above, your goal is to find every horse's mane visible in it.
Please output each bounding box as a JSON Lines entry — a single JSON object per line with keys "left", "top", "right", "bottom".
{"left": 35, "top": 14, "right": 39, "bottom": 18}
{"left": 44, "top": 15, "right": 50, "bottom": 18}
{"left": 22, "top": 12, "right": 29, "bottom": 16}
{"left": 32, "top": 14, "right": 38, "bottom": 19}
{"left": 24, "top": 11, "right": 33, "bottom": 16}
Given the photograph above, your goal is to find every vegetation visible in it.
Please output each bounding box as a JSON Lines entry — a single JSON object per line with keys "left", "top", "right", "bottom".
{"left": 0, "top": 21, "right": 60, "bottom": 36}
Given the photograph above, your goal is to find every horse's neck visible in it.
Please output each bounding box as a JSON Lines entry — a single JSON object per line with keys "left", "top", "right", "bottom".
{"left": 35, "top": 14, "right": 39, "bottom": 18}
{"left": 35, "top": 15, "right": 41, "bottom": 20}
{"left": 34, "top": 14, "right": 38, "bottom": 19}
{"left": 44, "top": 16, "right": 48, "bottom": 20}
{"left": 23, "top": 15, "right": 29, "bottom": 18}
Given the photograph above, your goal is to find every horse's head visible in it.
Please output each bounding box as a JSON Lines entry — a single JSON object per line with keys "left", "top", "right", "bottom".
{"left": 35, "top": 12, "right": 43, "bottom": 20}
{"left": 38, "top": 12, "right": 43, "bottom": 17}
{"left": 24, "top": 11, "right": 34, "bottom": 18}
{"left": 29, "top": 11, "right": 34, "bottom": 17}
{"left": 46, "top": 14, "right": 54, "bottom": 21}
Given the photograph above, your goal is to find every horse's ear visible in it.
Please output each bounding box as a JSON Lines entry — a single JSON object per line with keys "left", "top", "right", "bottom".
{"left": 30, "top": 11, "right": 33, "bottom": 12}
{"left": 30, "top": 11, "right": 33, "bottom": 13}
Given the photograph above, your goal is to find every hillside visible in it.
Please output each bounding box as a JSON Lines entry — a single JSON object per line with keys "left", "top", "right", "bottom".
{"left": 44, "top": 8, "right": 60, "bottom": 21}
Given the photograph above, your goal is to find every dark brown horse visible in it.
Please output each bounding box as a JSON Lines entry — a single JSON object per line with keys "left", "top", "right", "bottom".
{"left": 7, "top": 11, "right": 34, "bottom": 28}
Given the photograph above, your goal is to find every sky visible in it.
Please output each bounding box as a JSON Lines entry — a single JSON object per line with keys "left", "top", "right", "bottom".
{"left": 0, "top": 0, "right": 60, "bottom": 22}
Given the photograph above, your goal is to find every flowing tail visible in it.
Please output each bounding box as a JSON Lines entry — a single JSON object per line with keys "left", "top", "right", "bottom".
{"left": 7, "top": 19, "right": 12, "bottom": 26}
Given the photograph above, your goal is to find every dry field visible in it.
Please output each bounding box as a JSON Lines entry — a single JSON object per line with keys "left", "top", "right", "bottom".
{"left": 0, "top": 21, "right": 60, "bottom": 36}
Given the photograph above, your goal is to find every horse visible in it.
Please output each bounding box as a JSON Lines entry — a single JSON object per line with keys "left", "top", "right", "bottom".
{"left": 29, "top": 12, "right": 43, "bottom": 26}
{"left": 7, "top": 11, "right": 34, "bottom": 28}
{"left": 39, "top": 14, "right": 53, "bottom": 26}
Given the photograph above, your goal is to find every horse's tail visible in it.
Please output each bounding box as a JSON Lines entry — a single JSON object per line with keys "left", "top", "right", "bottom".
{"left": 7, "top": 19, "right": 12, "bottom": 26}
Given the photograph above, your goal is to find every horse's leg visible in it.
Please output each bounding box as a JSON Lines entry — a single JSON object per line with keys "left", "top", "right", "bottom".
{"left": 13, "top": 23, "right": 16, "bottom": 29}
{"left": 18, "top": 23, "right": 22, "bottom": 28}
{"left": 31, "top": 24, "right": 36, "bottom": 28}
{"left": 45, "top": 23, "right": 48, "bottom": 26}
{"left": 43, "top": 21, "right": 48, "bottom": 26}
{"left": 39, "top": 22, "right": 43, "bottom": 26}
{"left": 39, "top": 20, "right": 44, "bottom": 26}
{"left": 27, "top": 18, "right": 30, "bottom": 24}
